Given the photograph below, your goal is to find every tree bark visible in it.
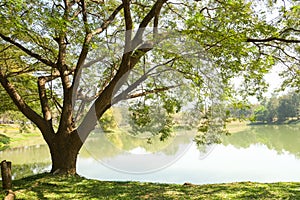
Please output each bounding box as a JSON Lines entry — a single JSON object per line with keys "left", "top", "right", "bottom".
{"left": 48, "top": 132, "right": 83, "bottom": 175}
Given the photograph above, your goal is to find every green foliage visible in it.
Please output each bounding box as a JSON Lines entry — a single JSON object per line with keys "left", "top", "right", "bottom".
{"left": 0, "top": 44, "right": 41, "bottom": 114}
{"left": 185, "top": 1, "right": 268, "bottom": 85}
{"left": 128, "top": 95, "right": 176, "bottom": 141}
{"left": 252, "top": 91, "right": 300, "bottom": 124}
{"left": 277, "top": 93, "right": 300, "bottom": 122}
{"left": 225, "top": 100, "right": 252, "bottom": 120}
{"left": 1, "top": 0, "right": 299, "bottom": 150}
{"left": 253, "top": 105, "right": 268, "bottom": 123}
{"left": 98, "top": 109, "right": 117, "bottom": 132}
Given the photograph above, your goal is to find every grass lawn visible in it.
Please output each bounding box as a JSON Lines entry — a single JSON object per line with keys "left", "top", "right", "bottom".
{"left": 0, "top": 124, "right": 45, "bottom": 149}
{"left": 1, "top": 173, "right": 300, "bottom": 199}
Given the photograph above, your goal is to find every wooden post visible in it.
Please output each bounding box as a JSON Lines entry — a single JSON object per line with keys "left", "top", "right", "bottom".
{"left": 1, "top": 160, "right": 12, "bottom": 190}
{"left": 1, "top": 160, "right": 15, "bottom": 200}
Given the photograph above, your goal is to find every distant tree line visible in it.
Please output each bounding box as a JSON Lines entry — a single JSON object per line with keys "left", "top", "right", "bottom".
{"left": 229, "top": 91, "right": 300, "bottom": 124}
{"left": 252, "top": 92, "right": 300, "bottom": 124}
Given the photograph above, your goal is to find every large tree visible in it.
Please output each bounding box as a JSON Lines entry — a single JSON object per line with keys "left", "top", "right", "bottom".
{"left": 0, "top": 0, "right": 299, "bottom": 175}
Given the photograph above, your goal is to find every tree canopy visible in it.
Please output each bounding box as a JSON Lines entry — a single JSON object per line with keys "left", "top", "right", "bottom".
{"left": 0, "top": 0, "right": 299, "bottom": 174}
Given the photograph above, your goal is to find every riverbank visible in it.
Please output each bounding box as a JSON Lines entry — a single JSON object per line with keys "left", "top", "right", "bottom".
{"left": 1, "top": 173, "right": 300, "bottom": 199}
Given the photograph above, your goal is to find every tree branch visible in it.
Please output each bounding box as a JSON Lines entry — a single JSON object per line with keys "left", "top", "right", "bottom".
{"left": 6, "top": 66, "right": 36, "bottom": 77}
{"left": 38, "top": 76, "right": 55, "bottom": 132}
{"left": 0, "top": 71, "right": 54, "bottom": 142}
{"left": 279, "top": 28, "right": 300, "bottom": 35}
{"left": 72, "top": 0, "right": 93, "bottom": 92}
{"left": 0, "top": 33, "right": 57, "bottom": 67}
{"left": 91, "top": 4, "right": 124, "bottom": 35}
{"left": 72, "top": 3, "right": 123, "bottom": 90}
{"left": 76, "top": 41, "right": 154, "bottom": 140}
{"left": 56, "top": 0, "right": 74, "bottom": 134}
{"left": 246, "top": 37, "right": 300, "bottom": 43}
{"left": 77, "top": 1, "right": 167, "bottom": 140}
{"left": 113, "top": 58, "right": 176, "bottom": 104}
{"left": 132, "top": 0, "right": 167, "bottom": 49}
{"left": 123, "top": 0, "right": 133, "bottom": 52}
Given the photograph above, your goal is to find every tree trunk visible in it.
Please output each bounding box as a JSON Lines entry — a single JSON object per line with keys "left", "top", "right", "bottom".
{"left": 48, "top": 132, "right": 83, "bottom": 175}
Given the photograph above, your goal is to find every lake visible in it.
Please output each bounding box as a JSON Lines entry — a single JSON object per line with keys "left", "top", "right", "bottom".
{"left": 1, "top": 124, "right": 300, "bottom": 184}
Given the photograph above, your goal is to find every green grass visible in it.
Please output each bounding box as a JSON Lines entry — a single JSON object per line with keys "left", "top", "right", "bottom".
{"left": 1, "top": 173, "right": 300, "bottom": 199}
{"left": 0, "top": 124, "right": 45, "bottom": 148}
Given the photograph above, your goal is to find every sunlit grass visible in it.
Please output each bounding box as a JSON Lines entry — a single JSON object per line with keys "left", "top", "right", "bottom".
{"left": 1, "top": 173, "right": 300, "bottom": 199}
{"left": 0, "top": 124, "right": 45, "bottom": 148}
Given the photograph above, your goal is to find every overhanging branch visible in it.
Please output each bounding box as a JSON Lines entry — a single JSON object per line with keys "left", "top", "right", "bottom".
{"left": 0, "top": 71, "right": 55, "bottom": 141}
{"left": 0, "top": 33, "right": 57, "bottom": 67}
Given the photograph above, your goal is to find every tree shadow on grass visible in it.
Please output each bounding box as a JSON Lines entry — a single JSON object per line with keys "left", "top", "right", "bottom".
{"left": 11, "top": 173, "right": 300, "bottom": 199}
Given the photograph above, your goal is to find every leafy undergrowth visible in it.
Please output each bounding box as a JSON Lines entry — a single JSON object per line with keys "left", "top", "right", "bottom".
{"left": 1, "top": 173, "right": 300, "bottom": 199}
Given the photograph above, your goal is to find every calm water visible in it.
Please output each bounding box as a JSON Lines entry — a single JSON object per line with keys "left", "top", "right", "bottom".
{"left": 1, "top": 125, "right": 300, "bottom": 184}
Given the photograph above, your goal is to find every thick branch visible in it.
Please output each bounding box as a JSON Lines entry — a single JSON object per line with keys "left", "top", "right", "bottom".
{"left": 76, "top": 0, "right": 167, "bottom": 140}
{"left": 38, "top": 77, "right": 53, "bottom": 124}
{"left": 72, "top": 0, "right": 93, "bottom": 92}
{"left": 77, "top": 42, "right": 153, "bottom": 140}
{"left": 0, "top": 33, "right": 56, "bottom": 67}
{"left": 153, "top": 0, "right": 164, "bottom": 38}
{"left": 123, "top": 0, "right": 133, "bottom": 52}
{"left": 132, "top": 0, "right": 167, "bottom": 48}
{"left": 0, "top": 71, "right": 54, "bottom": 142}
{"left": 56, "top": 0, "right": 74, "bottom": 134}
{"left": 76, "top": 0, "right": 92, "bottom": 71}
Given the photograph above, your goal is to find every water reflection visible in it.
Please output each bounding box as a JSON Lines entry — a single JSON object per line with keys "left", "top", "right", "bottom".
{"left": 11, "top": 163, "right": 50, "bottom": 180}
{"left": 81, "top": 129, "right": 195, "bottom": 173}
{"left": 222, "top": 125, "right": 300, "bottom": 158}
{"left": 0, "top": 125, "right": 300, "bottom": 183}
{"left": 0, "top": 145, "right": 51, "bottom": 179}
